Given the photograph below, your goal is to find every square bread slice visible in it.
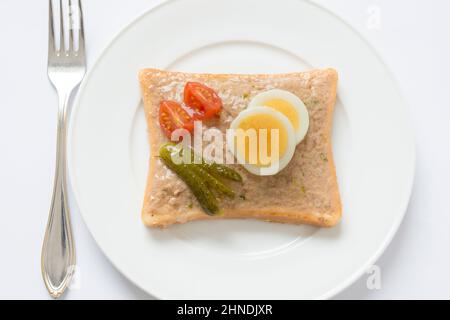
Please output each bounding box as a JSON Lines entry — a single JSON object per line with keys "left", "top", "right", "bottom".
{"left": 139, "top": 68, "right": 341, "bottom": 228}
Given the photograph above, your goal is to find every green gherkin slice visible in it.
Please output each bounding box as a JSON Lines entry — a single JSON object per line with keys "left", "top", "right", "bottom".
{"left": 159, "top": 143, "right": 219, "bottom": 215}
{"left": 183, "top": 147, "right": 243, "bottom": 182}
{"left": 190, "top": 165, "right": 235, "bottom": 198}
{"left": 202, "top": 162, "right": 242, "bottom": 182}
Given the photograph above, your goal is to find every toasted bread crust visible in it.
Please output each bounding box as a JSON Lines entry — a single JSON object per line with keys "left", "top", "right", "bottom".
{"left": 139, "top": 69, "right": 341, "bottom": 228}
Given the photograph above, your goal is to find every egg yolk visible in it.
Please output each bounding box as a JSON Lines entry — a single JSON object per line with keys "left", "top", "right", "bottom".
{"left": 235, "top": 114, "right": 288, "bottom": 166}
{"left": 263, "top": 99, "right": 300, "bottom": 131}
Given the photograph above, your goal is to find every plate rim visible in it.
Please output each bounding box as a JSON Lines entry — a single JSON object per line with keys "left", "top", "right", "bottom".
{"left": 68, "top": 0, "right": 416, "bottom": 299}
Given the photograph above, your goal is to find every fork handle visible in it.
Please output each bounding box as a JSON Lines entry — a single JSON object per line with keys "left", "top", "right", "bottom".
{"left": 41, "top": 92, "right": 76, "bottom": 299}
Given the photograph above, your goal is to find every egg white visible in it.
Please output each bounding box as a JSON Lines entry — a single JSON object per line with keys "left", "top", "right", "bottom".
{"left": 248, "top": 89, "right": 309, "bottom": 145}
{"left": 227, "top": 106, "right": 296, "bottom": 176}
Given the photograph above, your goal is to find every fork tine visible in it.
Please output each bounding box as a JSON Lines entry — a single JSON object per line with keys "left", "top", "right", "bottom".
{"left": 59, "top": 0, "right": 65, "bottom": 52}
{"left": 68, "top": 0, "right": 74, "bottom": 52}
{"left": 48, "top": 0, "right": 56, "bottom": 53}
{"left": 77, "top": 0, "right": 85, "bottom": 54}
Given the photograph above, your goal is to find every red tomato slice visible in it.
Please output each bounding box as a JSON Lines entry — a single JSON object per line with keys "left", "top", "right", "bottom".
{"left": 183, "top": 82, "right": 222, "bottom": 119}
{"left": 159, "top": 100, "right": 194, "bottom": 140}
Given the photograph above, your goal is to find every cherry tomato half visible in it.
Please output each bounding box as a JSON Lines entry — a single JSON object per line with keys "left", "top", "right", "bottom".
{"left": 183, "top": 82, "right": 222, "bottom": 119}
{"left": 159, "top": 100, "right": 194, "bottom": 140}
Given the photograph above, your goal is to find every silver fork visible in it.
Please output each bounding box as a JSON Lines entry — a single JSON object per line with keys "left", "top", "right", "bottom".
{"left": 42, "top": 0, "right": 86, "bottom": 298}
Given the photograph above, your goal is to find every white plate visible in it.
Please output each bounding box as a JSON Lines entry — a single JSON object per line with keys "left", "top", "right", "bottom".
{"left": 68, "top": 0, "right": 415, "bottom": 299}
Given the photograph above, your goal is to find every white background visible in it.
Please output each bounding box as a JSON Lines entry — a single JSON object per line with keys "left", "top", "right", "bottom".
{"left": 0, "top": 0, "right": 449, "bottom": 299}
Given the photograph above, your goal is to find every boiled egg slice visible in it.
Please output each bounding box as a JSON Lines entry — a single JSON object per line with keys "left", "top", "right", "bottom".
{"left": 248, "top": 89, "right": 309, "bottom": 144}
{"left": 227, "top": 106, "right": 296, "bottom": 176}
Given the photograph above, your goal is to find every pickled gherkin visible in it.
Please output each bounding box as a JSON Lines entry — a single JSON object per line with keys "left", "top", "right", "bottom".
{"left": 159, "top": 143, "right": 242, "bottom": 216}
{"left": 159, "top": 143, "right": 219, "bottom": 215}
{"left": 201, "top": 162, "right": 242, "bottom": 182}
{"left": 182, "top": 146, "right": 242, "bottom": 182}
{"left": 190, "top": 165, "right": 235, "bottom": 198}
